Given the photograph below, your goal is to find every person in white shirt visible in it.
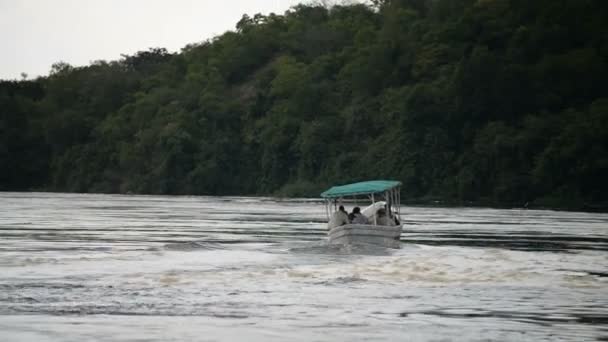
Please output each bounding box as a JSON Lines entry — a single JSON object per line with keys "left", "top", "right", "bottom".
{"left": 328, "top": 205, "right": 349, "bottom": 229}
{"left": 376, "top": 208, "right": 396, "bottom": 226}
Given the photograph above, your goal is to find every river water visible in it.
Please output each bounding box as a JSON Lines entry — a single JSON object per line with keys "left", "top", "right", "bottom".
{"left": 0, "top": 192, "right": 607, "bottom": 341}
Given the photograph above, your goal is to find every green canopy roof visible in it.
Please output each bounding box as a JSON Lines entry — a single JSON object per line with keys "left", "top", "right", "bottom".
{"left": 320, "top": 180, "right": 401, "bottom": 198}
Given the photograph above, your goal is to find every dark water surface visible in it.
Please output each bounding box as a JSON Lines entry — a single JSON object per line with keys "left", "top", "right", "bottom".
{"left": 0, "top": 192, "right": 607, "bottom": 341}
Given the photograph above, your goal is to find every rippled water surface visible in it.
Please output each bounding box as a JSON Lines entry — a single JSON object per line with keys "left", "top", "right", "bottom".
{"left": 1, "top": 192, "right": 607, "bottom": 341}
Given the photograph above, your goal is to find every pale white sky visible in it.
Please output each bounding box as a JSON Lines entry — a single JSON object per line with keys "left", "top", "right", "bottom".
{"left": 0, "top": 0, "right": 312, "bottom": 80}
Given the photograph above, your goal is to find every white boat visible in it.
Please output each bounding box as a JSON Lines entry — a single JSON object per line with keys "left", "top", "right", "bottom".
{"left": 321, "top": 180, "right": 403, "bottom": 249}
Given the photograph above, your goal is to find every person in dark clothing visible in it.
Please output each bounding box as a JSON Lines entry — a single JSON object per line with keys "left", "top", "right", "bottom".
{"left": 350, "top": 207, "right": 370, "bottom": 224}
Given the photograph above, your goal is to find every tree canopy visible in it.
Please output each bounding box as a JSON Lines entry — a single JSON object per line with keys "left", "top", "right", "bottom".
{"left": 1, "top": 0, "right": 607, "bottom": 211}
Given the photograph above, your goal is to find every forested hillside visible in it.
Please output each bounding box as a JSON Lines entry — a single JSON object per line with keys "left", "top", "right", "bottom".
{"left": 1, "top": 0, "right": 607, "bottom": 210}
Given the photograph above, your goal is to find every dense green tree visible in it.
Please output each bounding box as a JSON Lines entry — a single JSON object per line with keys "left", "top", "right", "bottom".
{"left": 1, "top": 0, "right": 607, "bottom": 211}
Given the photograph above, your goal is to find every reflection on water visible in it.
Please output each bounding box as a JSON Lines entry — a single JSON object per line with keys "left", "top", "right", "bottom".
{"left": 0, "top": 192, "right": 607, "bottom": 341}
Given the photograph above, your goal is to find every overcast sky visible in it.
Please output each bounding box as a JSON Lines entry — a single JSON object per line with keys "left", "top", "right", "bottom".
{"left": 0, "top": 0, "right": 315, "bottom": 80}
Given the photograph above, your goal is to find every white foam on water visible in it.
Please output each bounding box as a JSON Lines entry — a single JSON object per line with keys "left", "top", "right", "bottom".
{"left": 1, "top": 192, "right": 607, "bottom": 341}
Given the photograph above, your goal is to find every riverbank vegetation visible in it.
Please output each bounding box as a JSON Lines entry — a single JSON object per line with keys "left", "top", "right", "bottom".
{"left": 1, "top": 0, "right": 607, "bottom": 211}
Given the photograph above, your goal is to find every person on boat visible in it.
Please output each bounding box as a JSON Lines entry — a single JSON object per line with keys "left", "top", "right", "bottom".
{"left": 328, "top": 205, "right": 349, "bottom": 229}
{"left": 392, "top": 211, "right": 400, "bottom": 225}
{"left": 376, "top": 208, "right": 395, "bottom": 226}
{"left": 350, "top": 207, "right": 370, "bottom": 225}
{"left": 340, "top": 205, "right": 348, "bottom": 215}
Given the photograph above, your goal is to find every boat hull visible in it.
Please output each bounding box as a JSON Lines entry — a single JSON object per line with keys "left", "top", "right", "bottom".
{"left": 328, "top": 224, "right": 402, "bottom": 249}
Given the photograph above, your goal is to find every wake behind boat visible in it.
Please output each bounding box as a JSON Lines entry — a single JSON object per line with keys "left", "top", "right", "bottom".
{"left": 321, "top": 180, "right": 403, "bottom": 248}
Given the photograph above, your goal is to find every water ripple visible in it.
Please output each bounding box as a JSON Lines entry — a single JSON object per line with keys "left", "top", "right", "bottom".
{"left": 0, "top": 192, "right": 607, "bottom": 341}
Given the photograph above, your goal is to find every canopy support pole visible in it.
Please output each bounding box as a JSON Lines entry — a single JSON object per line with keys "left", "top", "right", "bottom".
{"left": 392, "top": 189, "right": 396, "bottom": 217}
{"left": 371, "top": 193, "right": 377, "bottom": 226}
{"left": 387, "top": 190, "right": 392, "bottom": 216}
{"left": 397, "top": 187, "right": 401, "bottom": 220}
